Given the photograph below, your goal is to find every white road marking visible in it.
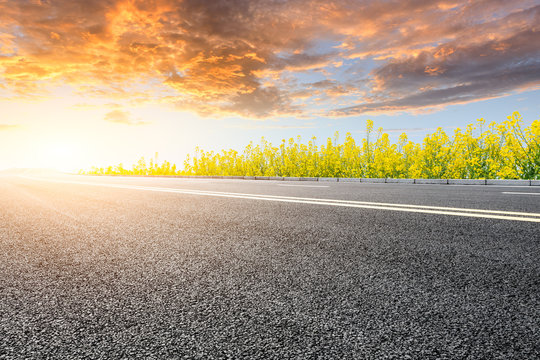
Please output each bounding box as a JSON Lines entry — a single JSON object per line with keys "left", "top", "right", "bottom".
{"left": 21, "top": 176, "right": 540, "bottom": 222}
{"left": 277, "top": 184, "right": 330, "bottom": 188}
{"left": 502, "top": 192, "right": 540, "bottom": 196}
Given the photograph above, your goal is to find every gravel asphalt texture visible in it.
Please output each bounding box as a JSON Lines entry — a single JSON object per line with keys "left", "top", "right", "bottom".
{"left": 1, "top": 174, "right": 539, "bottom": 359}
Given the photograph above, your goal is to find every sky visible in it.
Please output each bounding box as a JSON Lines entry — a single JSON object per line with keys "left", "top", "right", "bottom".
{"left": 0, "top": 0, "right": 539, "bottom": 171}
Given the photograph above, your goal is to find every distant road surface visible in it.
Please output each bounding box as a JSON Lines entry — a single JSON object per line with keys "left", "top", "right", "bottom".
{"left": 1, "top": 174, "right": 538, "bottom": 359}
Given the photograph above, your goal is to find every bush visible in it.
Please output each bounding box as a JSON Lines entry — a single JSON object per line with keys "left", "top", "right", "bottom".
{"left": 82, "top": 112, "right": 540, "bottom": 180}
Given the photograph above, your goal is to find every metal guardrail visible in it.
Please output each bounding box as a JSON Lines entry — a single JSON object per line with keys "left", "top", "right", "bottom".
{"left": 83, "top": 174, "right": 540, "bottom": 186}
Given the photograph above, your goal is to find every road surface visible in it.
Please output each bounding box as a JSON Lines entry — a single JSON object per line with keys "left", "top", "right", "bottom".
{"left": 1, "top": 174, "right": 539, "bottom": 359}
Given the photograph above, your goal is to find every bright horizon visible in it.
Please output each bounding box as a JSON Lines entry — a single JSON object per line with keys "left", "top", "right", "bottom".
{"left": 1, "top": 0, "right": 539, "bottom": 172}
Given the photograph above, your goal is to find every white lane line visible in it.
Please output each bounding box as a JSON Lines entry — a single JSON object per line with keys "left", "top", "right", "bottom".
{"left": 21, "top": 176, "right": 540, "bottom": 222}
{"left": 277, "top": 184, "right": 329, "bottom": 188}
{"left": 502, "top": 192, "right": 540, "bottom": 196}
{"left": 142, "top": 186, "right": 540, "bottom": 218}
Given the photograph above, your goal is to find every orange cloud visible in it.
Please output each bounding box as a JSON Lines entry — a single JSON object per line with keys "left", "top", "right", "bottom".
{"left": 0, "top": 0, "right": 539, "bottom": 118}
{"left": 104, "top": 109, "right": 149, "bottom": 125}
{"left": 0, "top": 124, "right": 19, "bottom": 131}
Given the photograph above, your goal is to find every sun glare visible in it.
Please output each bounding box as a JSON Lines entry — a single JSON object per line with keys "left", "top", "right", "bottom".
{"left": 35, "top": 140, "right": 84, "bottom": 173}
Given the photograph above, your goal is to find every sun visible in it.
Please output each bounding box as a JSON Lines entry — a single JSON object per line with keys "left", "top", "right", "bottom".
{"left": 35, "top": 140, "right": 84, "bottom": 172}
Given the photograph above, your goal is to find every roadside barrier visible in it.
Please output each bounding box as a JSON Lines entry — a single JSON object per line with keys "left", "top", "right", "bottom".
{"left": 83, "top": 174, "right": 539, "bottom": 186}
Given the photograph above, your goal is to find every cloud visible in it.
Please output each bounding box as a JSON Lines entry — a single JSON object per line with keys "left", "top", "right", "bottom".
{"left": 309, "top": 80, "right": 336, "bottom": 89}
{"left": 0, "top": 124, "right": 19, "bottom": 131}
{"left": 104, "top": 110, "right": 149, "bottom": 125}
{"left": 226, "top": 86, "right": 302, "bottom": 118}
{"left": 0, "top": 0, "right": 539, "bottom": 118}
{"left": 330, "top": 47, "right": 540, "bottom": 116}
{"left": 226, "top": 122, "right": 316, "bottom": 130}
{"left": 381, "top": 127, "right": 441, "bottom": 134}
{"left": 72, "top": 102, "right": 121, "bottom": 110}
{"left": 329, "top": 3, "right": 540, "bottom": 116}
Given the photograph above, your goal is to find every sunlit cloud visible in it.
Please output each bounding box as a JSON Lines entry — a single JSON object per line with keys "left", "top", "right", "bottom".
{"left": 104, "top": 109, "right": 149, "bottom": 126}
{"left": 381, "top": 127, "right": 442, "bottom": 134}
{"left": 72, "top": 102, "right": 121, "bottom": 110}
{"left": 0, "top": 124, "right": 19, "bottom": 131}
{"left": 226, "top": 119, "right": 316, "bottom": 130}
{"left": 0, "top": 0, "right": 538, "bottom": 118}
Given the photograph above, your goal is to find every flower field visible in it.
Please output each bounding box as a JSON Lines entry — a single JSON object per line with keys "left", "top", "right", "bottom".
{"left": 83, "top": 112, "right": 540, "bottom": 179}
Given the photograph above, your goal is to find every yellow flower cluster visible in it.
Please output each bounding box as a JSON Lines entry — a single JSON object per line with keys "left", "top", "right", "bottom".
{"left": 83, "top": 112, "right": 540, "bottom": 179}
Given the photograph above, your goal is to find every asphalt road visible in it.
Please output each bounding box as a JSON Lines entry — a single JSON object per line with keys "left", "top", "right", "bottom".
{"left": 1, "top": 174, "right": 539, "bottom": 359}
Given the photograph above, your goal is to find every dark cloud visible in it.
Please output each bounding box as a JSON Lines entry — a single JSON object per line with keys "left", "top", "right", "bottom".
{"left": 331, "top": 6, "right": 540, "bottom": 116}
{"left": 0, "top": 0, "right": 539, "bottom": 118}
{"left": 331, "top": 63, "right": 540, "bottom": 116}
{"left": 310, "top": 80, "right": 336, "bottom": 88}
{"left": 227, "top": 86, "right": 300, "bottom": 118}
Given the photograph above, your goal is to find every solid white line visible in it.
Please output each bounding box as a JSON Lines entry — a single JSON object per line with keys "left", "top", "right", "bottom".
{"left": 20, "top": 176, "right": 540, "bottom": 222}
{"left": 277, "top": 184, "right": 329, "bottom": 188}
{"left": 502, "top": 192, "right": 540, "bottom": 195}
{"left": 146, "top": 186, "right": 540, "bottom": 218}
